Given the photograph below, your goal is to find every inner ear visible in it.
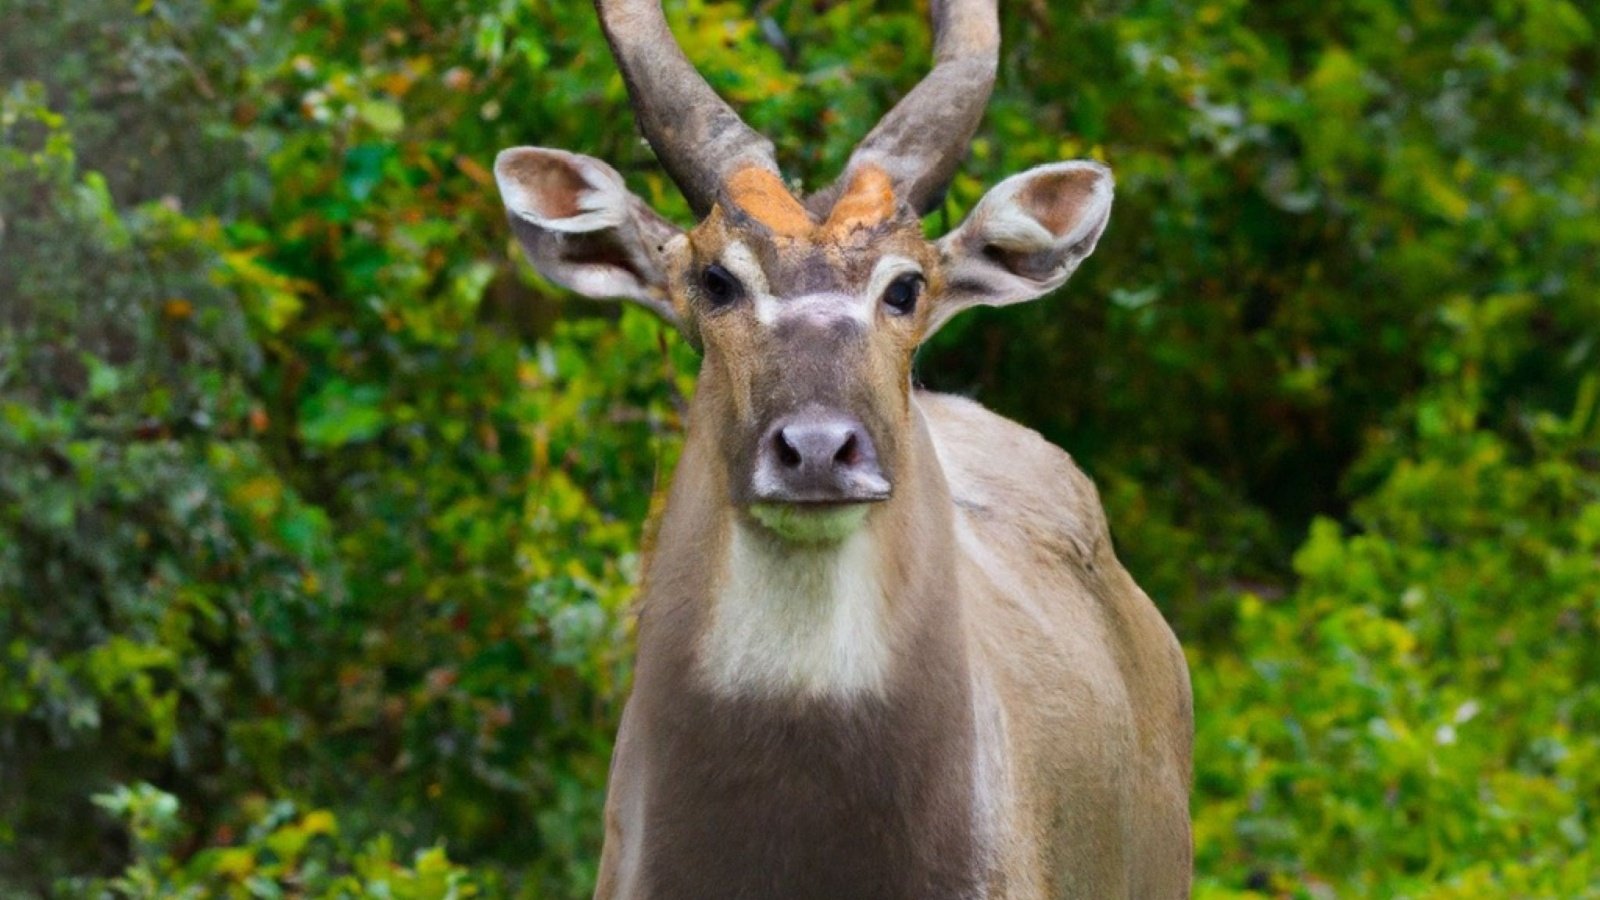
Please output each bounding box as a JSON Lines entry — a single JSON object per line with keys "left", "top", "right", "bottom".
{"left": 930, "top": 161, "right": 1114, "bottom": 332}
{"left": 1018, "top": 167, "right": 1104, "bottom": 239}
{"left": 502, "top": 153, "right": 590, "bottom": 221}
{"left": 494, "top": 146, "right": 685, "bottom": 327}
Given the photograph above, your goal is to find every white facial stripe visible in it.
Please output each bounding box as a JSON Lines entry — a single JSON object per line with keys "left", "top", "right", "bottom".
{"left": 715, "top": 248, "right": 922, "bottom": 326}
{"left": 717, "top": 240, "right": 791, "bottom": 326}
{"left": 718, "top": 240, "right": 769, "bottom": 296}
{"left": 756, "top": 291, "right": 870, "bottom": 327}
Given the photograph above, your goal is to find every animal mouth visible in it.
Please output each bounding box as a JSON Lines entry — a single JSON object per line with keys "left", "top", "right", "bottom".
{"left": 747, "top": 500, "right": 879, "bottom": 544}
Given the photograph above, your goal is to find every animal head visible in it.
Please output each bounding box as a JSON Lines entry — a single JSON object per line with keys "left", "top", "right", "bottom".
{"left": 494, "top": 0, "right": 1111, "bottom": 541}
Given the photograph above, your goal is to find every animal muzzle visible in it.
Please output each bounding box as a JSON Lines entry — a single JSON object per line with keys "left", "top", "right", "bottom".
{"left": 752, "top": 409, "right": 891, "bottom": 505}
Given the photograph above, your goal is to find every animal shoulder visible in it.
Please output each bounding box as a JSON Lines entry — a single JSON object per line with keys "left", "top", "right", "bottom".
{"left": 917, "top": 390, "right": 1111, "bottom": 568}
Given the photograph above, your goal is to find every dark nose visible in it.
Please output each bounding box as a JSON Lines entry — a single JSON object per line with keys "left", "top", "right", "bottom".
{"left": 755, "top": 412, "right": 890, "bottom": 504}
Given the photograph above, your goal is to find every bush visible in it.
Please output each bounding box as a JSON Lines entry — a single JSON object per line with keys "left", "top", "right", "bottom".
{"left": 79, "top": 783, "right": 482, "bottom": 899}
{"left": 1195, "top": 354, "right": 1600, "bottom": 895}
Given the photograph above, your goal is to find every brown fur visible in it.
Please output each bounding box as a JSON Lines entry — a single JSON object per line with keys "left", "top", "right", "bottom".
{"left": 603, "top": 398, "right": 984, "bottom": 898}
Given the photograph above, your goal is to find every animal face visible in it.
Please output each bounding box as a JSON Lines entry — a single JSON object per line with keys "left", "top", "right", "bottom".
{"left": 495, "top": 146, "right": 1112, "bottom": 542}
{"left": 673, "top": 168, "right": 931, "bottom": 523}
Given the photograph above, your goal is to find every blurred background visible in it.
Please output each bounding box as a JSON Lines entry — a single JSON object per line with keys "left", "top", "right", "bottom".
{"left": 1, "top": 0, "right": 1597, "bottom": 896}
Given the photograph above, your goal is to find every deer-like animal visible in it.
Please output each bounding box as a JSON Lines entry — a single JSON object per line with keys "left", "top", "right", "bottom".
{"left": 493, "top": 1, "right": 1192, "bottom": 896}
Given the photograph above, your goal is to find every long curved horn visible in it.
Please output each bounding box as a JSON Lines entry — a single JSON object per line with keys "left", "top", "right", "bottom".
{"left": 594, "top": 0, "right": 782, "bottom": 217}
{"left": 808, "top": 0, "right": 999, "bottom": 217}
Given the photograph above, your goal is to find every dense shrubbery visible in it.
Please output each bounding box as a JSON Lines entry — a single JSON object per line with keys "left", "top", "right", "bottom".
{"left": 2, "top": 0, "right": 1596, "bottom": 896}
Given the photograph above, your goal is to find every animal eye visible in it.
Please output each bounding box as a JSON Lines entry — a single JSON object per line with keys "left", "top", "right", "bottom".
{"left": 700, "top": 263, "right": 741, "bottom": 307}
{"left": 881, "top": 274, "right": 923, "bottom": 315}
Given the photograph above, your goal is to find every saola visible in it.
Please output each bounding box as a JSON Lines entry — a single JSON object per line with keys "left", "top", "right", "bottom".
{"left": 493, "top": 0, "right": 1193, "bottom": 896}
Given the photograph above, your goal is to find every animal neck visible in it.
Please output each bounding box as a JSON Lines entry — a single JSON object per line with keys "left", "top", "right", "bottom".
{"left": 622, "top": 394, "right": 993, "bottom": 896}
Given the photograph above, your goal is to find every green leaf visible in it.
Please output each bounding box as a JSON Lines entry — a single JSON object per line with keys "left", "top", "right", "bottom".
{"left": 357, "top": 98, "right": 405, "bottom": 136}
{"left": 298, "top": 380, "right": 387, "bottom": 448}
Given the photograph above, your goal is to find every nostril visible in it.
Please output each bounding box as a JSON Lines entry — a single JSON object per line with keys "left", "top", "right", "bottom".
{"left": 758, "top": 415, "right": 886, "bottom": 500}
{"left": 774, "top": 429, "right": 803, "bottom": 469}
{"left": 834, "top": 432, "right": 860, "bottom": 468}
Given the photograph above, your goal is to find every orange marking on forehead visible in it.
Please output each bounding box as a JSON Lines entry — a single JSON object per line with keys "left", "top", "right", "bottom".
{"left": 822, "top": 165, "right": 897, "bottom": 239}
{"left": 724, "top": 167, "right": 815, "bottom": 238}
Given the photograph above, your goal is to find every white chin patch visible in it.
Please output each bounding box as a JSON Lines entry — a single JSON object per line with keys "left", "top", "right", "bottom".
{"left": 748, "top": 503, "right": 871, "bottom": 544}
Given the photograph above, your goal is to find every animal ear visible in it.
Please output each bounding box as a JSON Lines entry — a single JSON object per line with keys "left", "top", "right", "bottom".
{"left": 931, "top": 161, "right": 1113, "bottom": 333}
{"left": 494, "top": 147, "right": 685, "bottom": 327}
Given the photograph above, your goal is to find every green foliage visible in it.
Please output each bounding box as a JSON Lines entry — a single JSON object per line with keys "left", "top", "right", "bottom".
{"left": 80, "top": 783, "right": 483, "bottom": 898}
{"left": 1194, "top": 306, "right": 1600, "bottom": 895}
{"left": 2, "top": 0, "right": 1597, "bottom": 896}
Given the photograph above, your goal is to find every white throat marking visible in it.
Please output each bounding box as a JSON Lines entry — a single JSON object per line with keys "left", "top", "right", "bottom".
{"left": 698, "top": 523, "right": 891, "bottom": 699}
